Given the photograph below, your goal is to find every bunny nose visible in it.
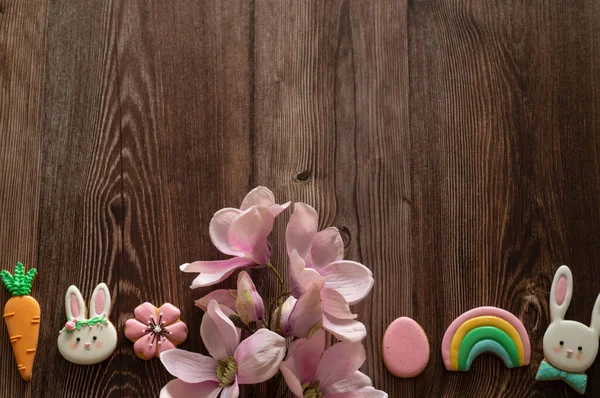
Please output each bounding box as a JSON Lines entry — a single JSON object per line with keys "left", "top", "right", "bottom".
{"left": 84, "top": 342, "right": 92, "bottom": 351}
{"left": 566, "top": 349, "right": 573, "bottom": 358}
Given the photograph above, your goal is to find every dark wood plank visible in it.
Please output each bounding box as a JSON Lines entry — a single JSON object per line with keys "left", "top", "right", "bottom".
{"left": 409, "top": 1, "right": 600, "bottom": 397}
{"left": 254, "top": 1, "right": 410, "bottom": 396}
{"left": 33, "top": 1, "right": 122, "bottom": 397}
{"left": 115, "top": 1, "right": 253, "bottom": 396}
{"left": 0, "top": 0, "right": 48, "bottom": 395}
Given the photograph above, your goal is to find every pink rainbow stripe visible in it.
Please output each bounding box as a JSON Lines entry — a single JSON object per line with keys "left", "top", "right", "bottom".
{"left": 441, "top": 306, "right": 531, "bottom": 370}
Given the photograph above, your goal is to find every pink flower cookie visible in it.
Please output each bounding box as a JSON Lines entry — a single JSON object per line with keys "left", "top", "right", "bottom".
{"left": 125, "top": 302, "right": 188, "bottom": 360}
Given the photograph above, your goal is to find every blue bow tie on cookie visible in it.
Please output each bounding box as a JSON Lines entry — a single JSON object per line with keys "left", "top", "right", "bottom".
{"left": 536, "top": 359, "right": 587, "bottom": 394}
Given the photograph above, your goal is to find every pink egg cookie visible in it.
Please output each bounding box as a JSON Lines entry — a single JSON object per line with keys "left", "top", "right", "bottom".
{"left": 383, "top": 317, "right": 430, "bottom": 378}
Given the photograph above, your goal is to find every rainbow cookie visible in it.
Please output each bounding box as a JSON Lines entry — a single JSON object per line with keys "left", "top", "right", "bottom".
{"left": 441, "top": 306, "right": 531, "bottom": 371}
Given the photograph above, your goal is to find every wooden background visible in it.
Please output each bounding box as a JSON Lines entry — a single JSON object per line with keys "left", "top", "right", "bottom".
{"left": 1, "top": 0, "right": 600, "bottom": 397}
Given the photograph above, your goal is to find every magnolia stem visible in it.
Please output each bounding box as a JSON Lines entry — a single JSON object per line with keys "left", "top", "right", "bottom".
{"left": 267, "top": 262, "right": 285, "bottom": 292}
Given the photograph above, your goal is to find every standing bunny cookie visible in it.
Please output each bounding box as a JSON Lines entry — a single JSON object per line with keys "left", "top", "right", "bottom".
{"left": 536, "top": 265, "right": 600, "bottom": 394}
{"left": 57, "top": 283, "right": 117, "bottom": 365}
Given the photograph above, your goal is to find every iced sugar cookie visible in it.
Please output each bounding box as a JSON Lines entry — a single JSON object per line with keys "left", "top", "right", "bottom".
{"left": 0, "top": 262, "right": 40, "bottom": 381}
{"left": 57, "top": 283, "right": 117, "bottom": 365}
{"left": 535, "top": 265, "right": 600, "bottom": 395}
{"left": 382, "top": 317, "right": 429, "bottom": 377}
{"left": 441, "top": 306, "right": 530, "bottom": 371}
{"left": 124, "top": 302, "right": 188, "bottom": 360}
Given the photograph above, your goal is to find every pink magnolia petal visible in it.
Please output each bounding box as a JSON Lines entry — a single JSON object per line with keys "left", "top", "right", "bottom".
{"left": 286, "top": 329, "right": 325, "bottom": 384}
{"left": 269, "top": 201, "right": 291, "bottom": 217}
{"left": 157, "top": 337, "right": 176, "bottom": 356}
{"left": 227, "top": 206, "right": 274, "bottom": 260}
{"left": 195, "top": 289, "right": 238, "bottom": 312}
{"left": 327, "top": 388, "right": 388, "bottom": 398}
{"left": 289, "top": 284, "right": 323, "bottom": 338}
{"left": 325, "top": 371, "right": 372, "bottom": 394}
{"left": 289, "top": 250, "right": 325, "bottom": 296}
{"left": 322, "top": 313, "right": 367, "bottom": 343}
{"left": 220, "top": 378, "right": 239, "bottom": 398}
{"left": 180, "top": 257, "right": 256, "bottom": 274}
{"left": 134, "top": 302, "right": 158, "bottom": 325}
{"left": 200, "top": 300, "right": 241, "bottom": 360}
{"left": 125, "top": 318, "right": 150, "bottom": 340}
{"left": 165, "top": 320, "right": 188, "bottom": 344}
{"left": 234, "top": 329, "right": 286, "bottom": 384}
{"left": 209, "top": 208, "right": 245, "bottom": 257}
{"left": 315, "top": 342, "right": 366, "bottom": 390}
{"left": 277, "top": 296, "right": 297, "bottom": 336}
{"left": 160, "top": 379, "right": 221, "bottom": 398}
{"left": 159, "top": 349, "right": 218, "bottom": 383}
{"left": 280, "top": 363, "right": 304, "bottom": 397}
{"left": 311, "top": 227, "right": 344, "bottom": 269}
{"left": 240, "top": 186, "right": 276, "bottom": 211}
{"left": 236, "top": 271, "right": 265, "bottom": 324}
{"left": 321, "top": 287, "right": 357, "bottom": 320}
{"left": 181, "top": 257, "right": 256, "bottom": 288}
{"left": 158, "top": 303, "right": 181, "bottom": 325}
{"left": 285, "top": 202, "right": 318, "bottom": 259}
{"left": 320, "top": 261, "right": 374, "bottom": 305}
{"left": 134, "top": 335, "right": 158, "bottom": 359}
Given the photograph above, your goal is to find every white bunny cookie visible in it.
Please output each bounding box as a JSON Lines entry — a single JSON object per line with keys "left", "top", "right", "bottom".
{"left": 57, "top": 283, "right": 117, "bottom": 365}
{"left": 536, "top": 265, "right": 600, "bottom": 394}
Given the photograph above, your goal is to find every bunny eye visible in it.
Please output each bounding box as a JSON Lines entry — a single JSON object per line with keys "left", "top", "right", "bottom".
{"left": 93, "top": 336, "right": 97, "bottom": 340}
{"left": 559, "top": 341, "right": 564, "bottom": 346}
{"left": 578, "top": 346, "right": 583, "bottom": 351}
{"left": 76, "top": 337, "right": 81, "bottom": 342}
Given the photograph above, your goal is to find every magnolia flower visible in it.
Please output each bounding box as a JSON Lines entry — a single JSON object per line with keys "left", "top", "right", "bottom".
{"left": 180, "top": 187, "right": 290, "bottom": 288}
{"left": 195, "top": 271, "right": 264, "bottom": 325}
{"left": 280, "top": 329, "right": 387, "bottom": 398}
{"left": 285, "top": 203, "right": 374, "bottom": 342}
{"left": 160, "top": 300, "right": 286, "bottom": 398}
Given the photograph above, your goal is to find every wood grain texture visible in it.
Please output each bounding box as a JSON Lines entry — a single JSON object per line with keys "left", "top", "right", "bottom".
{"left": 33, "top": 0, "right": 122, "bottom": 397}
{"left": 2, "top": 0, "right": 600, "bottom": 397}
{"left": 0, "top": 0, "right": 47, "bottom": 396}
{"left": 115, "top": 1, "right": 253, "bottom": 396}
{"left": 410, "top": 1, "right": 600, "bottom": 397}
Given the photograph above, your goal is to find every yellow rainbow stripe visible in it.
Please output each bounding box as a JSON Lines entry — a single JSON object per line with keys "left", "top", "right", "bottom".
{"left": 449, "top": 316, "right": 525, "bottom": 370}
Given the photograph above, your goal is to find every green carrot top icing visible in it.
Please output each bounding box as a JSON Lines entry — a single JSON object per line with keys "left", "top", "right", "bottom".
{"left": 0, "top": 262, "right": 37, "bottom": 297}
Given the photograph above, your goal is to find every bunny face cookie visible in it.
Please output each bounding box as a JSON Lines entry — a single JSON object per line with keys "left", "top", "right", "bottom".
{"left": 536, "top": 265, "right": 600, "bottom": 394}
{"left": 57, "top": 283, "right": 117, "bottom": 365}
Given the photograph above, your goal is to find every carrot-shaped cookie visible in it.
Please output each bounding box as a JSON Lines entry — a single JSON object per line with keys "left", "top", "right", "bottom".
{"left": 0, "top": 262, "right": 39, "bottom": 381}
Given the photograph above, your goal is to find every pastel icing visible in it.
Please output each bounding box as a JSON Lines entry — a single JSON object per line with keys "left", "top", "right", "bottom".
{"left": 382, "top": 317, "right": 429, "bottom": 378}
{"left": 125, "top": 302, "right": 188, "bottom": 360}
{"left": 441, "top": 306, "right": 530, "bottom": 371}
{"left": 57, "top": 283, "right": 117, "bottom": 365}
{"left": 537, "top": 265, "right": 600, "bottom": 394}
{"left": 466, "top": 340, "right": 512, "bottom": 370}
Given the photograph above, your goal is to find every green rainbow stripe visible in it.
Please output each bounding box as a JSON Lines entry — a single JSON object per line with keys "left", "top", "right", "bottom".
{"left": 458, "top": 327, "right": 519, "bottom": 370}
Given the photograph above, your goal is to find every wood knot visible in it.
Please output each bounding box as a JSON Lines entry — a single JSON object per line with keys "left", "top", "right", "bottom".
{"left": 337, "top": 226, "right": 351, "bottom": 248}
{"left": 295, "top": 170, "right": 311, "bottom": 182}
